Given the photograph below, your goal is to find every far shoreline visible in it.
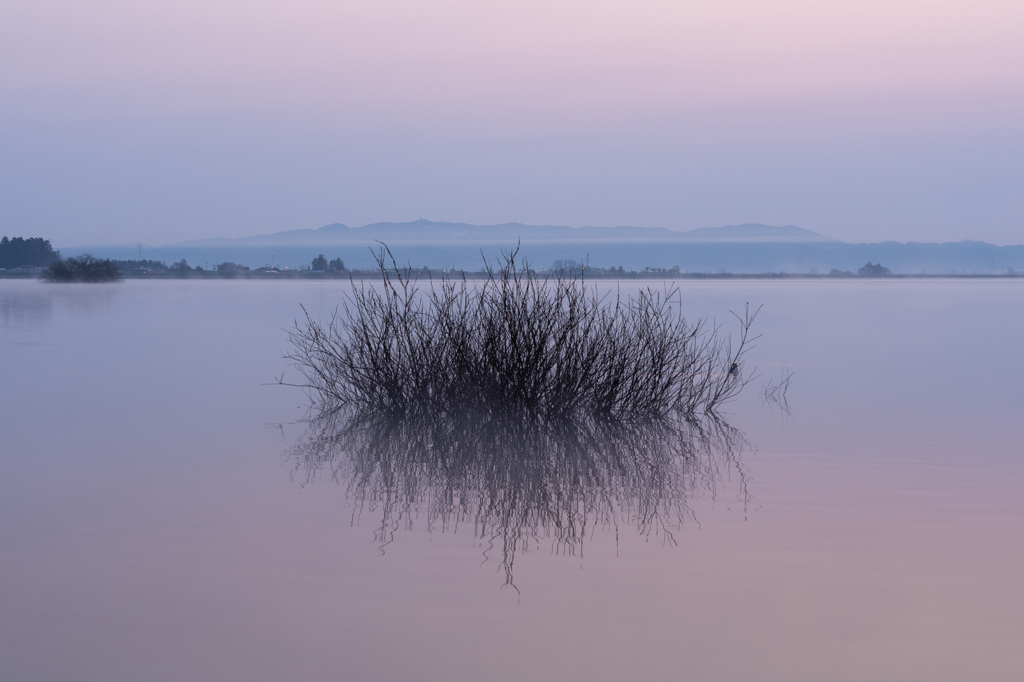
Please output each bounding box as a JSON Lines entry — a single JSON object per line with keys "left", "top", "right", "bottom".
{"left": 3, "top": 270, "right": 1023, "bottom": 282}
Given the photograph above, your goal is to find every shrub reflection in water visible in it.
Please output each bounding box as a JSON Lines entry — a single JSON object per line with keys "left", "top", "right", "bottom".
{"left": 289, "top": 408, "right": 750, "bottom": 588}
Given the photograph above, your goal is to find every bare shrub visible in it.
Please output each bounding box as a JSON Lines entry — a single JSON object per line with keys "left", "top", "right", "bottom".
{"left": 43, "top": 255, "right": 122, "bottom": 282}
{"left": 761, "top": 368, "right": 794, "bottom": 415}
{"left": 285, "top": 245, "right": 759, "bottom": 422}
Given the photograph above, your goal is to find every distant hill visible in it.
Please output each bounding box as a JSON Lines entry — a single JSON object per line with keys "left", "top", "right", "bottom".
{"left": 179, "top": 220, "right": 836, "bottom": 246}
{"left": 679, "top": 224, "right": 837, "bottom": 243}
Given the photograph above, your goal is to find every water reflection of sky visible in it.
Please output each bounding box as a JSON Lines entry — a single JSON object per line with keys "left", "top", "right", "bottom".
{"left": 0, "top": 279, "right": 119, "bottom": 331}
{"left": 0, "top": 289, "right": 53, "bottom": 328}
{"left": 1, "top": 279, "right": 1022, "bottom": 681}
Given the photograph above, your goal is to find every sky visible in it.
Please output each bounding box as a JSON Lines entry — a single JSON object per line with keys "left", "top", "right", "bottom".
{"left": 3, "top": 0, "right": 1023, "bottom": 247}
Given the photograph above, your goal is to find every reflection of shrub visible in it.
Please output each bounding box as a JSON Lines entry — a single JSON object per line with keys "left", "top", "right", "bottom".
{"left": 43, "top": 255, "right": 122, "bottom": 282}
{"left": 287, "top": 246, "right": 758, "bottom": 421}
{"left": 291, "top": 408, "right": 748, "bottom": 589}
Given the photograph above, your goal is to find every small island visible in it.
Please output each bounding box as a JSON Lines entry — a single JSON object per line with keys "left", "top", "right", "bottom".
{"left": 43, "top": 255, "right": 122, "bottom": 283}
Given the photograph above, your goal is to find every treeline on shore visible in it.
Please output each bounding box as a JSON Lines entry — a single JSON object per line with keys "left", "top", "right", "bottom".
{"left": 0, "top": 237, "right": 60, "bottom": 270}
{"left": 2, "top": 236, "right": 1020, "bottom": 280}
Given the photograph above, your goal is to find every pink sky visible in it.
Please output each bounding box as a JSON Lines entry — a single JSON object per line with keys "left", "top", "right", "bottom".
{"left": 3, "top": 0, "right": 1022, "bottom": 245}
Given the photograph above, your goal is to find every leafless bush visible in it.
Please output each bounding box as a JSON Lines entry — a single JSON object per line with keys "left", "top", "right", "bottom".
{"left": 761, "top": 368, "right": 794, "bottom": 415}
{"left": 285, "top": 245, "right": 759, "bottom": 422}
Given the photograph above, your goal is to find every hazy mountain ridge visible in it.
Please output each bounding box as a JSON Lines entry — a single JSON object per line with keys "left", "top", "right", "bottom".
{"left": 178, "top": 220, "right": 832, "bottom": 246}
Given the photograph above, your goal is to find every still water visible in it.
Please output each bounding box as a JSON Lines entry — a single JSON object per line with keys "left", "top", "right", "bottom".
{"left": 1, "top": 278, "right": 1021, "bottom": 681}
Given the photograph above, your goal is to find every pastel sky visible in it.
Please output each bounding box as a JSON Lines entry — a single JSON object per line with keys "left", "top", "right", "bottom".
{"left": 3, "top": 0, "right": 1022, "bottom": 246}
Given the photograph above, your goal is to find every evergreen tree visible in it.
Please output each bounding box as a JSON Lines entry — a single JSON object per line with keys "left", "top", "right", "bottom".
{"left": 0, "top": 236, "right": 59, "bottom": 269}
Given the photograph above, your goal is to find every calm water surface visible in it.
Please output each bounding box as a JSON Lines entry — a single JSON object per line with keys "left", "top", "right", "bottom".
{"left": 1, "top": 278, "right": 1021, "bottom": 681}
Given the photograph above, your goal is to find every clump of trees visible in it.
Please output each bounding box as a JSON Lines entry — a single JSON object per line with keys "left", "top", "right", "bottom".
{"left": 0, "top": 236, "right": 59, "bottom": 269}
{"left": 551, "top": 258, "right": 583, "bottom": 275}
{"left": 311, "top": 254, "right": 345, "bottom": 272}
{"left": 286, "top": 246, "right": 759, "bottom": 423}
{"left": 857, "top": 262, "right": 893, "bottom": 277}
{"left": 829, "top": 262, "right": 894, "bottom": 277}
{"left": 43, "top": 255, "right": 122, "bottom": 282}
{"left": 108, "top": 259, "right": 169, "bottom": 272}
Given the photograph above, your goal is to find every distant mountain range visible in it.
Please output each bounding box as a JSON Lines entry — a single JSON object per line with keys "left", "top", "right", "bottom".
{"left": 66, "top": 221, "right": 1024, "bottom": 275}
{"left": 179, "top": 220, "right": 837, "bottom": 246}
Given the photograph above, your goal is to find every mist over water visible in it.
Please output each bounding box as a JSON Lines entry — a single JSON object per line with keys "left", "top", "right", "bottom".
{"left": 1, "top": 278, "right": 1022, "bottom": 680}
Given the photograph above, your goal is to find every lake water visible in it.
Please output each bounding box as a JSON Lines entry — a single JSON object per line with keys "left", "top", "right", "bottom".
{"left": 2, "top": 278, "right": 1022, "bottom": 681}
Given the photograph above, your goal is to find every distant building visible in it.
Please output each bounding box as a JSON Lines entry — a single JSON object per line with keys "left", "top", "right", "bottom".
{"left": 216, "top": 262, "right": 250, "bottom": 273}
